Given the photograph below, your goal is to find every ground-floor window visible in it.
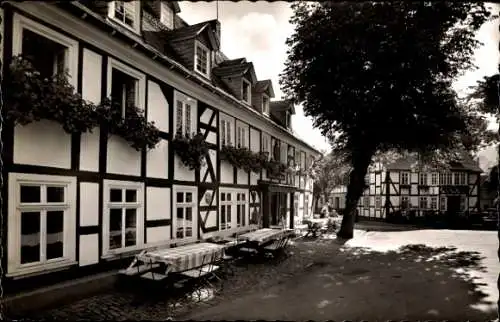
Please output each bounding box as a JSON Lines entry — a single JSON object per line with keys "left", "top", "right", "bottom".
{"left": 375, "top": 196, "right": 381, "bottom": 208}
{"left": 220, "top": 191, "right": 232, "bottom": 230}
{"left": 430, "top": 197, "right": 437, "bottom": 210}
{"left": 174, "top": 187, "right": 197, "bottom": 239}
{"left": 103, "top": 180, "right": 144, "bottom": 254}
{"left": 419, "top": 197, "right": 428, "bottom": 209}
{"left": 236, "top": 192, "right": 247, "bottom": 227}
{"left": 401, "top": 196, "right": 409, "bottom": 209}
{"left": 8, "top": 173, "right": 77, "bottom": 276}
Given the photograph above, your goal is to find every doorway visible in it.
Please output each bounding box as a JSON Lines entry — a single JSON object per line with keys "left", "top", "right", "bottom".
{"left": 270, "top": 192, "right": 288, "bottom": 227}
{"left": 447, "top": 195, "right": 460, "bottom": 215}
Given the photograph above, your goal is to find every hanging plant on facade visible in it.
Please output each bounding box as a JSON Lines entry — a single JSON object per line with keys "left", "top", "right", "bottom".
{"left": 5, "top": 55, "right": 99, "bottom": 133}
{"left": 220, "top": 145, "right": 263, "bottom": 173}
{"left": 96, "top": 99, "right": 161, "bottom": 151}
{"left": 171, "top": 132, "right": 209, "bottom": 171}
{"left": 265, "top": 159, "right": 288, "bottom": 178}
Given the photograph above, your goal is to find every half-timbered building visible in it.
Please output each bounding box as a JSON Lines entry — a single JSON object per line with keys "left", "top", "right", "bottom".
{"left": 331, "top": 153, "right": 482, "bottom": 220}
{"left": 1, "top": 1, "right": 319, "bottom": 293}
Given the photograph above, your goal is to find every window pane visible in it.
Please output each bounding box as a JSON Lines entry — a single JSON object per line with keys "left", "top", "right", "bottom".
{"left": 125, "top": 189, "right": 137, "bottom": 203}
{"left": 110, "top": 189, "right": 122, "bottom": 202}
{"left": 20, "top": 185, "right": 41, "bottom": 203}
{"left": 46, "top": 186, "right": 65, "bottom": 203}
{"left": 46, "top": 210, "right": 64, "bottom": 260}
{"left": 242, "top": 194, "right": 246, "bottom": 201}
{"left": 186, "top": 207, "right": 192, "bottom": 221}
{"left": 177, "top": 207, "right": 184, "bottom": 220}
{"left": 185, "top": 105, "right": 191, "bottom": 135}
{"left": 177, "top": 192, "right": 184, "bottom": 203}
{"left": 227, "top": 193, "right": 231, "bottom": 202}
{"left": 109, "top": 208, "right": 122, "bottom": 250}
{"left": 242, "top": 205, "right": 246, "bottom": 226}
{"left": 186, "top": 193, "right": 192, "bottom": 203}
{"left": 221, "top": 193, "right": 225, "bottom": 202}
{"left": 21, "top": 212, "right": 41, "bottom": 264}
{"left": 221, "top": 206, "right": 226, "bottom": 224}
{"left": 237, "top": 205, "right": 241, "bottom": 226}
{"left": 125, "top": 208, "right": 137, "bottom": 247}
{"left": 186, "top": 226, "right": 192, "bottom": 237}
{"left": 176, "top": 101, "right": 183, "bottom": 133}
{"left": 237, "top": 194, "right": 240, "bottom": 201}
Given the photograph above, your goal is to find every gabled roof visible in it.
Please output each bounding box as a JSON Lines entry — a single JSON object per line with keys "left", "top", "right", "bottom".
{"left": 270, "top": 99, "right": 295, "bottom": 115}
{"left": 384, "top": 153, "right": 482, "bottom": 172}
{"left": 213, "top": 58, "right": 257, "bottom": 83}
{"left": 167, "top": 20, "right": 220, "bottom": 50}
{"left": 254, "top": 80, "right": 275, "bottom": 98}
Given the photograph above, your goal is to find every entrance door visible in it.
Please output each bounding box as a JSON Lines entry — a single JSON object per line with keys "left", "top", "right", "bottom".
{"left": 270, "top": 193, "right": 279, "bottom": 226}
{"left": 447, "top": 196, "right": 460, "bottom": 215}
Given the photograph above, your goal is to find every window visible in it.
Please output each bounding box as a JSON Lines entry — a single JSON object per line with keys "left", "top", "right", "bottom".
{"left": 431, "top": 173, "right": 438, "bottom": 185}
{"left": 160, "top": 2, "right": 174, "bottom": 29}
{"left": 107, "top": 58, "right": 146, "bottom": 117}
{"left": 375, "top": 196, "right": 381, "bottom": 208}
{"left": 454, "top": 173, "right": 460, "bottom": 186}
{"left": 294, "top": 150, "right": 300, "bottom": 169}
{"left": 363, "top": 196, "right": 369, "bottom": 208}
{"left": 13, "top": 14, "right": 78, "bottom": 88}
{"left": 430, "top": 197, "right": 437, "bottom": 210}
{"left": 104, "top": 181, "right": 143, "bottom": 254}
{"left": 220, "top": 115, "right": 233, "bottom": 146}
{"left": 194, "top": 41, "right": 210, "bottom": 77}
{"left": 304, "top": 195, "right": 309, "bottom": 216}
{"left": 236, "top": 193, "right": 247, "bottom": 227}
{"left": 272, "top": 138, "right": 280, "bottom": 161}
{"left": 445, "top": 172, "right": 453, "bottom": 185}
{"left": 8, "top": 173, "right": 76, "bottom": 276}
{"left": 459, "top": 172, "right": 467, "bottom": 185}
{"left": 175, "top": 188, "right": 197, "bottom": 239}
{"left": 108, "top": 1, "right": 140, "bottom": 32}
{"left": 419, "top": 197, "right": 428, "bottom": 209}
{"left": 174, "top": 91, "right": 197, "bottom": 136}
{"left": 440, "top": 197, "right": 446, "bottom": 211}
{"left": 262, "top": 134, "right": 270, "bottom": 155}
{"left": 262, "top": 94, "right": 270, "bottom": 115}
{"left": 220, "top": 192, "right": 232, "bottom": 230}
{"left": 242, "top": 79, "right": 251, "bottom": 105}
{"left": 401, "top": 172, "right": 409, "bottom": 185}
{"left": 236, "top": 124, "right": 248, "bottom": 148}
{"left": 401, "top": 196, "right": 409, "bottom": 209}
{"left": 419, "top": 173, "right": 427, "bottom": 185}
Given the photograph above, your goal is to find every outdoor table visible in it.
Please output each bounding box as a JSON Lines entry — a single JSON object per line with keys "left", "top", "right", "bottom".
{"left": 137, "top": 242, "right": 225, "bottom": 273}
{"left": 239, "top": 228, "right": 294, "bottom": 246}
{"left": 303, "top": 218, "right": 329, "bottom": 237}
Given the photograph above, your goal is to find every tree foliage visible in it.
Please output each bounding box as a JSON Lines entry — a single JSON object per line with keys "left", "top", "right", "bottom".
{"left": 280, "top": 2, "right": 493, "bottom": 238}
{"left": 310, "top": 152, "right": 350, "bottom": 206}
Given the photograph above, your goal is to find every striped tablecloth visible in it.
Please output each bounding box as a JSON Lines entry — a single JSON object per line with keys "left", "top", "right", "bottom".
{"left": 239, "top": 228, "right": 294, "bottom": 245}
{"left": 138, "top": 242, "right": 225, "bottom": 273}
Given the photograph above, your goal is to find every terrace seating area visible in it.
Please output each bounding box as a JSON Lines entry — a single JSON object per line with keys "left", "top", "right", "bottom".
{"left": 118, "top": 226, "right": 296, "bottom": 296}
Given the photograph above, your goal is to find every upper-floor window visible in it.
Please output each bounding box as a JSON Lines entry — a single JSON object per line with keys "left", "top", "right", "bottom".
{"left": 419, "top": 173, "right": 428, "bottom": 185}
{"left": 108, "top": 1, "right": 140, "bottom": 33}
{"left": 262, "top": 94, "right": 270, "bottom": 115}
{"left": 262, "top": 134, "right": 270, "bottom": 159}
{"left": 430, "top": 172, "right": 438, "bottom": 185}
{"left": 272, "top": 138, "right": 280, "bottom": 161}
{"left": 108, "top": 58, "right": 145, "bottom": 117}
{"left": 220, "top": 113, "right": 233, "bottom": 146}
{"left": 445, "top": 172, "right": 452, "bottom": 185}
{"left": 194, "top": 41, "right": 210, "bottom": 77}
{"left": 174, "top": 91, "right": 197, "bottom": 136}
{"left": 401, "top": 172, "right": 409, "bottom": 185}
{"left": 236, "top": 124, "right": 247, "bottom": 148}
{"left": 160, "top": 2, "right": 174, "bottom": 29}
{"left": 460, "top": 172, "right": 467, "bottom": 185}
{"left": 242, "top": 79, "right": 251, "bottom": 105}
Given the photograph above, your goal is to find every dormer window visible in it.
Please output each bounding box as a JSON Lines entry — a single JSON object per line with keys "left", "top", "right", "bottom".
{"left": 262, "top": 94, "right": 270, "bottom": 115}
{"left": 160, "top": 2, "right": 174, "bottom": 30}
{"left": 108, "top": 1, "right": 140, "bottom": 33}
{"left": 194, "top": 41, "right": 210, "bottom": 78}
{"left": 242, "top": 79, "right": 251, "bottom": 105}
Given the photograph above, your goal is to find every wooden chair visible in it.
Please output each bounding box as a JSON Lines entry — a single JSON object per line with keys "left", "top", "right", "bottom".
{"left": 261, "top": 236, "right": 291, "bottom": 260}
{"left": 179, "top": 251, "right": 222, "bottom": 293}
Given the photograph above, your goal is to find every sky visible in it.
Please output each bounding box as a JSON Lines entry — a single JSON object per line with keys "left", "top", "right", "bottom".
{"left": 178, "top": 1, "right": 500, "bottom": 165}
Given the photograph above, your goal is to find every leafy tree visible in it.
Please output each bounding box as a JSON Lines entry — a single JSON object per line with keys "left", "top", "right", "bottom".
{"left": 280, "top": 1, "right": 493, "bottom": 239}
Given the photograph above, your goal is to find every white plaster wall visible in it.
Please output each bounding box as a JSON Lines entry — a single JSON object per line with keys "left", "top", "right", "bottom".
{"left": 220, "top": 161, "right": 234, "bottom": 184}
{"left": 206, "top": 131, "right": 217, "bottom": 145}
{"left": 410, "top": 196, "right": 418, "bottom": 207}
{"left": 237, "top": 168, "right": 248, "bottom": 185}
{"left": 79, "top": 234, "right": 99, "bottom": 266}
{"left": 250, "top": 128, "right": 260, "bottom": 153}
{"left": 147, "top": 80, "right": 169, "bottom": 133}
{"left": 14, "top": 120, "right": 71, "bottom": 168}
{"left": 146, "top": 139, "right": 168, "bottom": 179}
{"left": 107, "top": 135, "right": 141, "bottom": 176}
{"left": 200, "top": 108, "right": 214, "bottom": 125}
{"left": 147, "top": 226, "right": 171, "bottom": 244}
{"left": 80, "top": 128, "right": 100, "bottom": 172}
{"left": 250, "top": 172, "right": 259, "bottom": 185}
{"left": 174, "top": 155, "right": 195, "bottom": 181}
{"left": 389, "top": 172, "right": 399, "bottom": 183}
{"left": 469, "top": 174, "right": 478, "bottom": 184}
{"left": 205, "top": 210, "right": 217, "bottom": 227}
{"left": 146, "top": 187, "right": 171, "bottom": 221}
{"left": 80, "top": 182, "right": 99, "bottom": 226}
{"left": 411, "top": 173, "right": 418, "bottom": 183}
{"left": 411, "top": 184, "right": 418, "bottom": 195}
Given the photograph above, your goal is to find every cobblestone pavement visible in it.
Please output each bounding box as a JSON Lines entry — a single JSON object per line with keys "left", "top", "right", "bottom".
{"left": 12, "top": 237, "right": 343, "bottom": 321}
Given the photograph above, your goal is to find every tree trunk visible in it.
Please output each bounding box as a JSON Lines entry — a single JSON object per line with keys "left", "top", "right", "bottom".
{"left": 337, "top": 151, "right": 373, "bottom": 240}
{"left": 497, "top": 142, "right": 500, "bottom": 321}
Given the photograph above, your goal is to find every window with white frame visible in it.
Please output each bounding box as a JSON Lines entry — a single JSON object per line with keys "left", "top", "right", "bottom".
{"left": 175, "top": 189, "right": 196, "bottom": 239}
{"left": 242, "top": 78, "right": 251, "bottom": 105}
{"left": 401, "top": 196, "right": 409, "bottom": 209}
{"left": 108, "top": 1, "right": 140, "bottom": 32}
{"left": 454, "top": 172, "right": 460, "bottom": 186}
{"left": 431, "top": 172, "right": 438, "bottom": 185}
{"left": 236, "top": 124, "right": 248, "bottom": 148}
{"left": 445, "top": 172, "right": 453, "bottom": 185}
{"left": 375, "top": 196, "right": 381, "bottom": 208}
{"left": 220, "top": 114, "right": 233, "bottom": 146}
{"left": 262, "top": 94, "right": 270, "bottom": 115}
{"left": 104, "top": 181, "right": 143, "bottom": 254}
{"left": 8, "top": 173, "right": 76, "bottom": 276}
{"left": 220, "top": 192, "right": 232, "bottom": 230}
{"left": 419, "top": 197, "right": 428, "bottom": 209}
{"left": 363, "top": 196, "right": 369, "bottom": 208}
{"left": 430, "top": 197, "right": 437, "bottom": 210}
{"left": 401, "top": 172, "right": 410, "bottom": 185}
{"left": 262, "top": 134, "right": 270, "bottom": 157}
{"left": 174, "top": 91, "right": 197, "bottom": 137}
{"left": 107, "top": 58, "right": 145, "bottom": 117}
{"left": 236, "top": 192, "right": 247, "bottom": 227}
{"left": 194, "top": 41, "right": 210, "bottom": 77}
{"left": 459, "top": 172, "right": 467, "bottom": 185}
{"left": 160, "top": 2, "right": 174, "bottom": 29}
{"left": 419, "top": 173, "right": 428, "bottom": 185}
{"left": 13, "top": 14, "right": 78, "bottom": 88}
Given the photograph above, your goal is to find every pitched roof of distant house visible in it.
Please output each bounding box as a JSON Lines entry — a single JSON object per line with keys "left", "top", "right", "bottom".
{"left": 254, "top": 80, "right": 275, "bottom": 98}
{"left": 385, "top": 153, "right": 482, "bottom": 172}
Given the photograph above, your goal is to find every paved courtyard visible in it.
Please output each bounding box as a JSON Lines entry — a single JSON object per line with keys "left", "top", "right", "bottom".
{"left": 11, "top": 228, "right": 499, "bottom": 321}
